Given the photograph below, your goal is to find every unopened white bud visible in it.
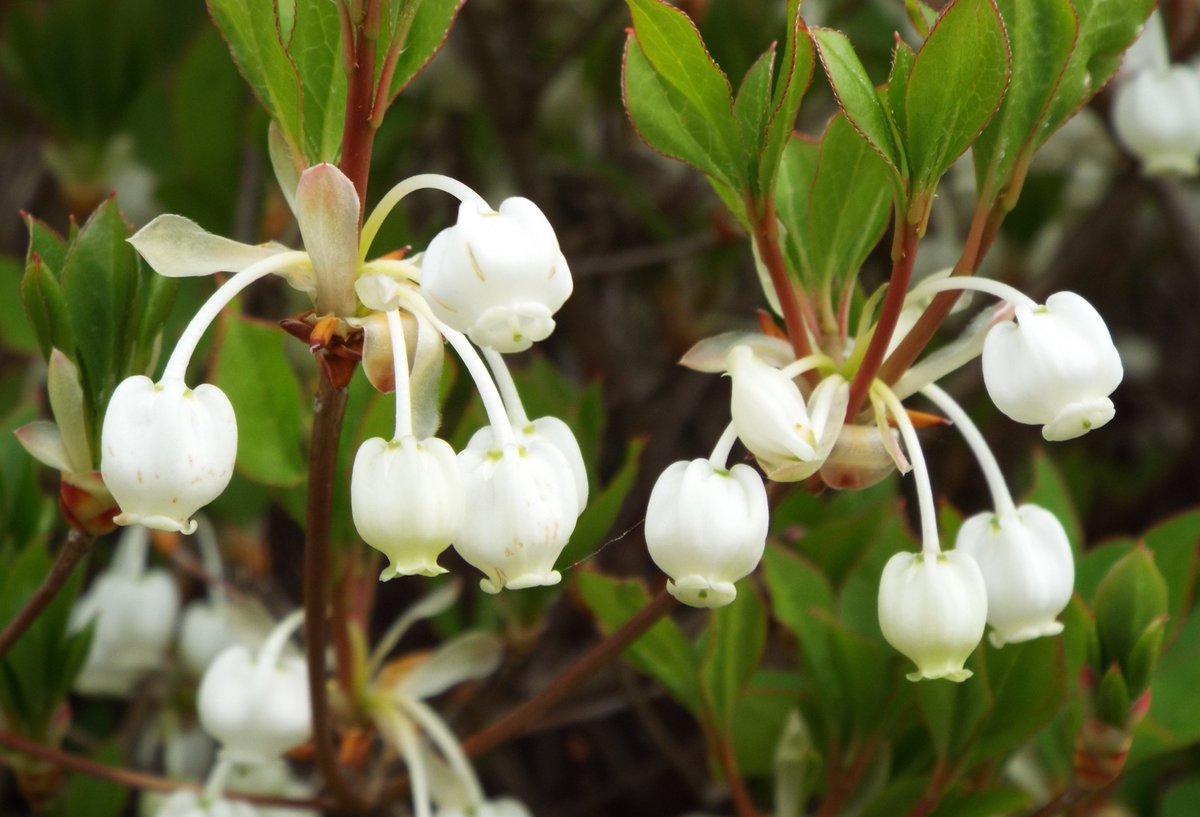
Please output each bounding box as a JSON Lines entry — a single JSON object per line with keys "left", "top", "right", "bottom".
{"left": 877, "top": 550, "right": 987, "bottom": 682}
{"left": 1112, "top": 65, "right": 1200, "bottom": 177}
{"left": 955, "top": 504, "right": 1074, "bottom": 648}
{"left": 197, "top": 615, "right": 311, "bottom": 764}
{"left": 728, "top": 346, "right": 847, "bottom": 482}
{"left": 420, "top": 198, "right": 572, "bottom": 353}
{"left": 101, "top": 376, "right": 237, "bottom": 534}
{"left": 982, "top": 292, "right": 1123, "bottom": 441}
{"left": 351, "top": 435, "right": 464, "bottom": 580}
{"left": 455, "top": 437, "right": 578, "bottom": 594}
{"left": 645, "top": 459, "right": 768, "bottom": 608}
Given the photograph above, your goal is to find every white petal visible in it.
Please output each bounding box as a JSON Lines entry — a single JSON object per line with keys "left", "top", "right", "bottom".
{"left": 679, "top": 331, "right": 794, "bottom": 373}
{"left": 14, "top": 421, "right": 74, "bottom": 472}
{"left": 130, "top": 214, "right": 288, "bottom": 278}
{"left": 395, "top": 632, "right": 503, "bottom": 699}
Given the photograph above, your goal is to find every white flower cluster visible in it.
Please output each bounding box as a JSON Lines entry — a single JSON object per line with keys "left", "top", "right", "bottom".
{"left": 647, "top": 274, "right": 1121, "bottom": 681}
{"left": 102, "top": 163, "right": 585, "bottom": 594}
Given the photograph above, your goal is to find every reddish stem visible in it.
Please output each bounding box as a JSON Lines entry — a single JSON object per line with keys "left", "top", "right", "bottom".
{"left": 845, "top": 220, "right": 921, "bottom": 420}
{"left": 717, "top": 734, "right": 763, "bottom": 817}
{"left": 339, "top": 0, "right": 382, "bottom": 215}
{"left": 750, "top": 198, "right": 817, "bottom": 362}
{"left": 814, "top": 738, "right": 879, "bottom": 817}
{"left": 0, "top": 529, "right": 91, "bottom": 661}
{"left": 461, "top": 589, "right": 677, "bottom": 756}
{"left": 0, "top": 728, "right": 337, "bottom": 811}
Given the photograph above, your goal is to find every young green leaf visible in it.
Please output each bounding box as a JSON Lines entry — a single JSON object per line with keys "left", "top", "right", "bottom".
{"left": 758, "top": 5, "right": 815, "bottom": 199}
{"left": 701, "top": 584, "right": 767, "bottom": 732}
{"left": 812, "top": 28, "right": 904, "bottom": 179}
{"left": 904, "top": 0, "right": 1011, "bottom": 196}
{"left": 574, "top": 571, "right": 703, "bottom": 712}
{"left": 20, "top": 256, "right": 75, "bottom": 361}
{"left": 774, "top": 133, "right": 820, "bottom": 283}
{"left": 734, "top": 44, "right": 776, "bottom": 178}
{"left": 905, "top": 0, "right": 939, "bottom": 37}
{"left": 884, "top": 41, "right": 916, "bottom": 144}
{"left": 379, "top": 0, "right": 465, "bottom": 104}
{"left": 973, "top": 0, "right": 1078, "bottom": 202}
{"left": 23, "top": 214, "right": 68, "bottom": 277}
{"left": 211, "top": 313, "right": 307, "bottom": 487}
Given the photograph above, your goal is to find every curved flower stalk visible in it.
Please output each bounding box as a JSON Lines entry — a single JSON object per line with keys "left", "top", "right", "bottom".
{"left": 872, "top": 384, "right": 987, "bottom": 682}
{"left": 645, "top": 424, "right": 769, "bottom": 608}
{"left": 364, "top": 587, "right": 509, "bottom": 817}
{"left": 924, "top": 385, "right": 1074, "bottom": 648}
{"left": 70, "top": 525, "right": 180, "bottom": 697}
{"left": 196, "top": 610, "right": 311, "bottom": 765}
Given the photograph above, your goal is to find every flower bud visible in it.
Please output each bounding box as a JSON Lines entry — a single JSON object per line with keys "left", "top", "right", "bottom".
{"left": 645, "top": 459, "right": 768, "bottom": 608}
{"left": 955, "top": 504, "right": 1074, "bottom": 648}
{"left": 982, "top": 292, "right": 1123, "bottom": 441}
{"left": 101, "top": 376, "right": 237, "bottom": 534}
{"left": 420, "top": 198, "right": 572, "bottom": 353}
{"left": 71, "top": 527, "right": 180, "bottom": 697}
{"left": 197, "top": 623, "right": 311, "bottom": 764}
{"left": 455, "top": 437, "right": 578, "bottom": 594}
{"left": 877, "top": 550, "right": 987, "bottom": 682}
{"left": 728, "top": 346, "right": 847, "bottom": 482}
{"left": 351, "top": 435, "right": 464, "bottom": 580}
{"left": 819, "top": 424, "right": 900, "bottom": 490}
{"left": 1112, "top": 66, "right": 1200, "bottom": 177}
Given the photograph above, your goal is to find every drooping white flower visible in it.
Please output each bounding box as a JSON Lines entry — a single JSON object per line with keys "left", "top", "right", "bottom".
{"left": 455, "top": 437, "right": 578, "bottom": 594}
{"left": 154, "top": 790, "right": 258, "bottom": 817}
{"left": 466, "top": 416, "right": 588, "bottom": 510}
{"left": 645, "top": 458, "right": 769, "bottom": 608}
{"left": 71, "top": 526, "right": 180, "bottom": 697}
{"left": 877, "top": 550, "right": 988, "bottom": 682}
{"left": 351, "top": 435, "right": 464, "bottom": 580}
{"left": 982, "top": 292, "right": 1123, "bottom": 441}
{"left": 179, "top": 600, "right": 237, "bottom": 677}
{"left": 196, "top": 612, "right": 311, "bottom": 764}
{"left": 955, "top": 504, "right": 1074, "bottom": 648}
{"left": 1112, "top": 60, "right": 1200, "bottom": 176}
{"left": 727, "top": 346, "right": 847, "bottom": 482}
{"left": 100, "top": 376, "right": 237, "bottom": 534}
{"left": 420, "top": 198, "right": 572, "bottom": 353}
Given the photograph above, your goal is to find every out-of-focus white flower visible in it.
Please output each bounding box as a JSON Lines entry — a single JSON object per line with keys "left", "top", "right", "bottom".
{"left": 180, "top": 601, "right": 236, "bottom": 678}
{"left": 645, "top": 458, "right": 768, "bottom": 608}
{"left": 877, "top": 550, "right": 988, "bottom": 682}
{"left": 420, "top": 198, "right": 572, "bottom": 353}
{"left": 437, "top": 799, "right": 532, "bottom": 817}
{"left": 956, "top": 504, "right": 1074, "bottom": 648}
{"left": 982, "top": 292, "right": 1123, "bottom": 441}
{"left": 1112, "top": 65, "right": 1200, "bottom": 177}
{"left": 226, "top": 759, "right": 319, "bottom": 817}
{"left": 154, "top": 790, "right": 258, "bottom": 817}
{"left": 100, "top": 376, "right": 237, "bottom": 534}
{"left": 196, "top": 612, "right": 310, "bottom": 764}
{"left": 727, "top": 346, "right": 847, "bottom": 481}
{"left": 455, "top": 437, "right": 578, "bottom": 594}
{"left": 71, "top": 526, "right": 180, "bottom": 697}
{"left": 351, "top": 435, "right": 464, "bottom": 579}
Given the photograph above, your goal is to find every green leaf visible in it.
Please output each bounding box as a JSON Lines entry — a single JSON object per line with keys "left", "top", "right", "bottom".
{"left": 623, "top": 34, "right": 743, "bottom": 188}
{"left": 973, "top": 0, "right": 1078, "bottom": 202}
{"left": 20, "top": 255, "right": 75, "bottom": 362}
{"left": 734, "top": 45, "right": 776, "bottom": 179}
{"left": 904, "top": 0, "right": 1010, "bottom": 195}
{"left": 574, "top": 572, "right": 703, "bottom": 712}
{"left": 812, "top": 28, "right": 903, "bottom": 179}
{"left": 1142, "top": 510, "right": 1200, "bottom": 638}
{"left": 1133, "top": 605, "right": 1200, "bottom": 761}
{"left": 933, "top": 789, "right": 1031, "bottom": 817}
{"left": 759, "top": 7, "right": 815, "bottom": 198}
{"left": 55, "top": 744, "right": 128, "bottom": 817}
{"left": 1038, "top": 0, "right": 1156, "bottom": 145}
{"left": 905, "top": 0, "right": 938, "bottom": 37}
{"left": 1096, "top": 662, "right": 1130, "bottom": 728}
{"left": 807, "top": 114, "right": 894, "bottom": 289}
{"left": 701, "top": 585, "right": 767, "bottom": 732}
{"left": 1092, "top": 546, "right": 1168, "bottom": 673}
{"left": 774, "top": 134, "right": 820, "bottom": 283}
{"left": 559, "top": 440, "right": 643, "bottom": 570}
{"left": 1125, "top": 615, "right": 1165, "bottom": 697}
{"left": 1162, "top": 779, "right": 1200, "bottom": 817}
{"left": 60, "top": 198, "right": 140, "bottom": 421}
{"left": 23, "top": 215, "right": 68, "bottom": 277}
{"left": 916, "top": 652, "right": 992, "bottom": 759}
{"left": 381, "top": 0, "right": 464, "bottom": 102}
{"left": 731, "top": 671, "right": 808, "bottom": 777}
{"left": 286, "top": 0, "right": 347, "bottom": 163}
{"left": 970, "top": 636, "right": 1068, "bottom": 762}
{"left": 211, "top": 314, "right": 307, "bottom": 487}
{"left": 1023, "top": 451, "right": 1084, "bottom": 557}
{"left": 884, "top": 41, "right": 915, "bottom": 144}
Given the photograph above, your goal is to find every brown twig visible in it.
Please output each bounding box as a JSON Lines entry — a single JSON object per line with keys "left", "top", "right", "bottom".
{"left": 460, "top": 589, "right": 677, "bottom": 757}
{"left": 0, "top": 529, "right": 92, "bottom": 661}
{"left": 0, "top": 728, "right": 337, "bottom": 811}
{"left": 303, "top": 375, "right": 367, "bottom": 813}
{"left": 750, "top": 198, "right": 817, "bottom": 362}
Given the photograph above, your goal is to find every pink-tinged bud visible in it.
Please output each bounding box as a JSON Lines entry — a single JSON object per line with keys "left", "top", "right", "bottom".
{"left": 645, "top": 459, "right": 768, "bottom": 608}
{"left": 955, "top": 504, "right": 1074, "bottom": 648}
{"left": 982, "top": 292, "right": 1123, "bottom": 441}
{"left": 420, "top": 198, "right": 572, "bottom": 353}
{"left": 877, "top": 550, "right": 987, "bottom": 682}
{"left": 351, "top": 435, "right": 464, "bottom": 580}
{"left": 101, "top": 376, "right": 237, "bottom": 534}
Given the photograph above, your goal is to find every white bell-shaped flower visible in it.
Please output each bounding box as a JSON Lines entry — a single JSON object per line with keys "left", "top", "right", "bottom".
{"left": 877, "top": 550, "right": 988, "bottom": 682}
{"left": 197, "top": 613, "right": 311, "bottom": 764}
{"left": 955, "top": 504, "right": 1074, "bottom": 648}
{"left": 154, "top": 790, "right": 258, "bottom": 817}
{"left": 1112, "top": 65, "right": 1200, "bottom": 177}
{"left": 982, "top": 292, "right": 1123, "bottom": 441}
{"left": 645, "top": 459, "right": 768, "bottom": 608}
{"left": 179, "top": 600, "right": 237, "bottom": 677}
{"left": 101, "top": 376, "right": 237, "bottom": 534}
{"left": 455, "top": 436, "right": 578, "bottom": 594}
{"left": 420, "top": 197, "right": 572, "bottom": 353}
{"left": 71, "top": 526, "right": 180, "bottom": 697}
{"left": 351, "top": 435, "right": 465, "bottom": 580}
{"left": 728, "top": 346, "right": 847, "bottom": 481}
{"left": 467, "top": 416, "right": 588, "bottom": 510}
